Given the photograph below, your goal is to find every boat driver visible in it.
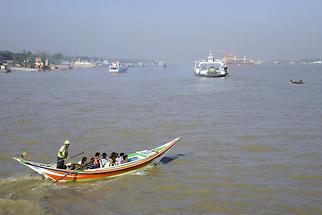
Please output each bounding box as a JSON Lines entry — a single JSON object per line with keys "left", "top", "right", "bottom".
{"left": 57, "top": 140, "right": 70, "bottom": 169}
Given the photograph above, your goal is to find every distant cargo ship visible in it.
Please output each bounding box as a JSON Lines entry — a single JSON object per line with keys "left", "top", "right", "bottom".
{"left": 194, "top": 52, "right": 228, "bottom": 77}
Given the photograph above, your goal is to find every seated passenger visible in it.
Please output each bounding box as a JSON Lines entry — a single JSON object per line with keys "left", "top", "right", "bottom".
{"left": 122, "top": 154, "right": 128, "bottom": 163}
{"left": 87, "top": 157, "right": 96, "bottom": 169}
{"left": 94, "top": 152, "right": 101, "bottom": 168}
{"left": 76, "top": 156, "right": 88, "bottom": 170}
{"left": 101, "top": 153, "right": 108, "bottom": 167}
{"left": 116, "top": 153, "right": 124, "bottom": 165}
{"left": 108, "top": 152, "right": 116, "bottom": 166}
{"left": 77, "top": 156, "right": 87, "bottom": 166}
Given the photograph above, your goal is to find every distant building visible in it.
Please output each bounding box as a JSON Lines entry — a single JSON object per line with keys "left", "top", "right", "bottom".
{"left": 223, "top": 53, "right": 254, "bottom": 65}
{"left": 72, "top": 58, "right": 96, "bottom": 68}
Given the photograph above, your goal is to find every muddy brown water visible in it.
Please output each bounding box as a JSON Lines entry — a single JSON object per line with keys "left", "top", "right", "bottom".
{"left": 0, "top": 65, "right": 322, "bottom": 214}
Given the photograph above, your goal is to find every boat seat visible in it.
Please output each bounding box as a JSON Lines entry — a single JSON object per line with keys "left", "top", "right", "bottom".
{"left": 128, "top": 156, "right": 139, "bottom": 162}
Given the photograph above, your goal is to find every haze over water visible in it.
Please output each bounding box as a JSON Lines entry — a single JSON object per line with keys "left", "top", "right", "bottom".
{"left": 0, "top": 65, "right": 322, "bottom": 214}
{"left": 1, "top": 0, "right": 322, "bottom": 63}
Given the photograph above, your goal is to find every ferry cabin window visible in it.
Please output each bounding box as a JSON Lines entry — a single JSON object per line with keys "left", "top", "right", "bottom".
{"left": 209, "top": 63, "right": 221, "bottom": 69}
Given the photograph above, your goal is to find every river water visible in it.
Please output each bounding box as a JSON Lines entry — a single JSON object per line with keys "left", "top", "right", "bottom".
{"left": 0, "top": 64, "right": 322, "bottom": 215}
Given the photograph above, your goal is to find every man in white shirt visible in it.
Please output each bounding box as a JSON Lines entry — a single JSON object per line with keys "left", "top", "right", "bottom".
{"left": 57, "top": 140, "right": 70, "bottom": 169}
{"left": 101, "top": 152, "right": 108, "bottom": 167}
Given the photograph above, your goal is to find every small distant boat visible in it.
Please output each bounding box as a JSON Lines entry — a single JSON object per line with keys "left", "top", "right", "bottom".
{"left": 109, "top": 62, "right": 127, "bottom": 73}
{"left": 194, "top": 52, "right": 228, "bottom": 78}
{"left": 290, "top": 80, "right": 304, "bottom": 84}
{"left": 158, "top": 61, "right": 167, "bottom": 68}
{"left": 13, "top": 137, "right": 181, "bottom": 183}
{"left": 0, "top": 62, "right": 11, "bottom": 73}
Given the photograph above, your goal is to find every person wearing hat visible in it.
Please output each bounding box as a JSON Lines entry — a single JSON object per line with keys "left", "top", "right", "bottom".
{"left": 56, "top": 140, "right": 70, "bottom": 169}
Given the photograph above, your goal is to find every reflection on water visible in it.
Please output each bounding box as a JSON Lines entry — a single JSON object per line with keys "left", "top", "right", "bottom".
{"left": 0, "top": 65, "right": 322, "bottom": 214}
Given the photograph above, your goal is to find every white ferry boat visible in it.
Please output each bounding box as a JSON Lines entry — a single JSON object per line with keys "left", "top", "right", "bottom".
{"left": 194, "top": 52, "right": 228, "bottom": 77}
{"left": 109, "top": 62, "right": 127, "bottom": 73}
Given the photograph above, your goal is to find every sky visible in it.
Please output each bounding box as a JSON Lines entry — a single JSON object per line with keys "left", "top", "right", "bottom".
{"left": 1, "top": 0, "right": 322, "bottom": 64}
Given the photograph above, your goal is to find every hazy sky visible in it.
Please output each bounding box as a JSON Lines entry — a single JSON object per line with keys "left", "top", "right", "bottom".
{"left": 1, "top": 0, "right": 322, "bottom": 64}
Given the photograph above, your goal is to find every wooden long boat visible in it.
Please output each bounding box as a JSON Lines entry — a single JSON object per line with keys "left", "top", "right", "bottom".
{"left": 13, "top": 137, "right": 181, "bottom": 183}
{"left": 290, "top": 79, "right": 304, "bottom": 84}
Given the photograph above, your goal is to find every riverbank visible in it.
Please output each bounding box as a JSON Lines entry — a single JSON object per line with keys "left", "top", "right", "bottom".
{"left": 10, "top": 67, "right": 43, "bottom": 72}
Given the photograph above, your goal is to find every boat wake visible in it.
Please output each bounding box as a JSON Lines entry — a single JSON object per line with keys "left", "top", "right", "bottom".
{"left": 131, "top": 165, "right": 155, "bottom": 176}
{"left": 0, "top": 174, "right": 50, "bottom": 200}
{"left": 134, "top": 171, "right": 147, "bottom": 176}
{"left": 0, "top": 174, "right": 44, "bottom": 186}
